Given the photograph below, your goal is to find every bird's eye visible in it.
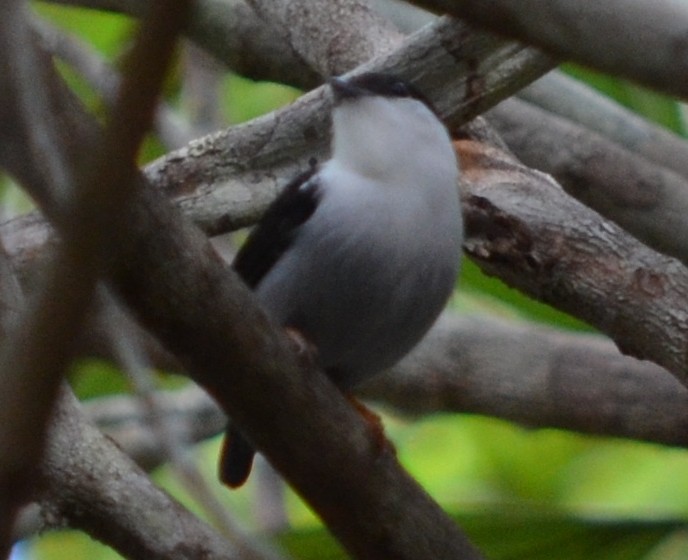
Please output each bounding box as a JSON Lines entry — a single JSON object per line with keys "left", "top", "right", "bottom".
{"left": 391, "top": 82, "right": 409, "bottom": 97}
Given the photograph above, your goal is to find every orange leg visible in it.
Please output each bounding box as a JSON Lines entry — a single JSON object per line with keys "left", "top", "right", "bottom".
{"left": 283, "top": 327, "right": 395, "bottom": 457}
{"left": 347, "top": 395, "right": 396, "bottom": 457}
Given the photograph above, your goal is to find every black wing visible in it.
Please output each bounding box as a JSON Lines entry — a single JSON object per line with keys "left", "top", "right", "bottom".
{"left": 222, "top": 167, "right": 320, "bottom": 488}
{"left": 233, "top": 166, "right": 321, "bottom": 288}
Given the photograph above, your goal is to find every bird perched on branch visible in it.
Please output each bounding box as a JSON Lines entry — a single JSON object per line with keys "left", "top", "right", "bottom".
{"left": 220, "top": 72, "right": 463, "bottom": 488}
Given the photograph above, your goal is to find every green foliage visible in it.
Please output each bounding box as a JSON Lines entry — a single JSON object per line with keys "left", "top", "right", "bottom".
{"left": 221, "top": 73, "right": 301, "bottom": 124}
{"left": 68, "top": 359, "right": 190, "bottom": 400}
{"left": 26, "top": 533, "right": 119, "bottom": 560}
{"left": 34, "top": 3, "right": 134, "bottom": 58}
{"left": 68, "top": 359, "right": 131, "bottom": 399}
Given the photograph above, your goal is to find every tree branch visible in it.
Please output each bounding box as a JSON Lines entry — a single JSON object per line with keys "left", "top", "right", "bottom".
{"left": 487, "top": 97, "right": 688, "bottom": 267}
{"left": 144, "top": 16, "right": 554, "bottom": 234}
{"left": 38, "top": 389, "right": 244, "bottom": 560}
{"left": 99, "top": 293, "right": 284, "bottom": 560}
{"left": 456, "top": 126, "right": 688, "bottom": 382}
{"left": 410, "top": 0, "right": 688, "bottom": 100}
{"left": 16, "top": 311, "right": 688, "bottom": 547}
{"left": 45, "top": 0, "right": 322, "bottom": 89}
{"left": 33, "top": 16, "right": 193, "bottom": 150}
{"left": 364, "top": 315, "right": 688, "bottom": 447}
{"left": 518, "top": 71, "right": 688, "bottom": 181}
{"left": 244, "top": 0, "right": 402, "bottom": 76}
{"left": 83, "top": 315, "right": 688, "bottom": 464}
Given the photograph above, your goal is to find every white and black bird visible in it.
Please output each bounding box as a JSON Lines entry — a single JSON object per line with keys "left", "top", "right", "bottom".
{"left": 221, "top": 72, "right": 463, "bottom": 487}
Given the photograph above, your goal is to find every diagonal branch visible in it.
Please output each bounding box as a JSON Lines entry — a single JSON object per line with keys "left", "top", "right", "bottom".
{"left": 456, "top": 124, "right": 688, "bottom": 382}
{"left": 244, "top": 0, "right": 402, "bottom": 76}
{"left": 33, "top": 16, "right": 193, "bottom": 149}
{"left": 45, "top": 0, "right": 322, "bottom": 89}
{"left": 145, "top": 16, "right": 554, "bottom": 233}
{"left": 39, "top": 388, "right": 244, "bottom": 559}
{"left": 488, "top": 97, "right": 688, "bottom": 268}
{"left": 410, "top": 0, "right": 688, "bottom": 100}
{"left": 518, "top": 71, "right": 688, "bottom": 181}
{"left": 17, "top": 311, "right": 688, "bottom": 545}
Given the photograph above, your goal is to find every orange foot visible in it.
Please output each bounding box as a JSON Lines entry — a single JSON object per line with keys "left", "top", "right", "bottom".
{"left": 347, "top": 395, "right": 396, "bottom": 458}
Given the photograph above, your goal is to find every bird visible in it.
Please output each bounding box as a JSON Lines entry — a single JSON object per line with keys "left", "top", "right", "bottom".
{"left": 220, "top": 72, "right": 463, "bottom": 488}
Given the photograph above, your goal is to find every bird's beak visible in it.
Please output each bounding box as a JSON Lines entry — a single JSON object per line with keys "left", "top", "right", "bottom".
{"left": 329, "top": 76, "right": 365, "bottom": 102}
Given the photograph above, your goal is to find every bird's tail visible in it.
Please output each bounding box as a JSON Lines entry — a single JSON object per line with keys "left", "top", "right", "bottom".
{"left": 219, "top": 425, "right": 256, "bottom": 488}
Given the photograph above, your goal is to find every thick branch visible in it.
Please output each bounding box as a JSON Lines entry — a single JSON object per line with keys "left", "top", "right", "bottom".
{"left": 145, "top": 16, "right": 554, "bottom": 234}
{"left": 18, "top": 312, "right": 688, "bottom": 546}
{"left": 244, "top": 0, "right": 402, "bottom": 76}
{"left": 38, "top": 389, "right": 241, "bottom": 559}
{"left": 45, "top": 0, "right": 322, "bottom": 89}
{"left": 519, "top": 71, "right": 688, "bottom": 181}
{"left": 410, "top": 0, "right": 688, "bottom": 100}
{"left": 17, "top": 311, "right": 688, "bottom": 549}
{"left": 365, "top": 315, "right": 688, "bottom": 446}
{"left": 456, "top": 129, "right": 688, "bottom": 381}
{"left": 85, "top": 315, "right": 688, "bottom": 463}
{"left": 113, "top": 156, "right": 486, "bottom": 560}
{"left": 487, "top": 98, "right": 688, "bottom": 267}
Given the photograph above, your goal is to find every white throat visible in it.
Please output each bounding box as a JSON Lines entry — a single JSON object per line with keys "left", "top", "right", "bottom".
{"left": 331, "top": 95, "right": 457, "bottom": 189}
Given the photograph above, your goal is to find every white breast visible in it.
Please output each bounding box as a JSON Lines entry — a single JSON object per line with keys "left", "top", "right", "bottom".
{"left": 256, "top": 158, "right": 462, "bottom": 388}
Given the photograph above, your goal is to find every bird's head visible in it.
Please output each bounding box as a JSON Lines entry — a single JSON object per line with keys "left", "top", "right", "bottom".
{"left": 328, "top": 73, "right": 454, "bottom": 182}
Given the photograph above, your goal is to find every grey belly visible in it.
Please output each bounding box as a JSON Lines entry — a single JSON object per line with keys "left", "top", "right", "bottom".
{"left": 256, "top": 241, "right": 457, "bottom": 388}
